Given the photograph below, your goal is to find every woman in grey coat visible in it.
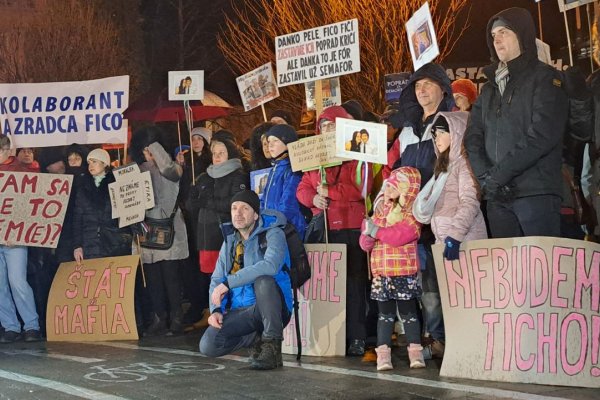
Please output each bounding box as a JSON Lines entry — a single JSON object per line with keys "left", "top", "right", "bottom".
{"left": 131, "top": 127, "right": 189, "bottom": 335}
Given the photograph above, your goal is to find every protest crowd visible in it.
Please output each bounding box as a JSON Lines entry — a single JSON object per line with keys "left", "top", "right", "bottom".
{"left": 1, "top": 7, "right": 599, "bottom": 374}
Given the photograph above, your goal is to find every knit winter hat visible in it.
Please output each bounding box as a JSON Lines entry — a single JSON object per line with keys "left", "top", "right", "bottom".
{"left": 191, "top": 127, "right": 212, "bottom": 143}
{"left": 230, "top": 190, "right": 260, "bottom": 215}
{"left": 451, "top": 79, "right": 478, "bottom": 105}
{"left": 265, "top": 124, "right": 298, "bottom": 145}
{"left": 87, "top": 148, "right": 111, "bottom": 166}
{"left": 492, "top": 18, "right": 513, "bottom": 32}
{"left": 212, "top": 138, "right": 240, "bottom": 160}
{"left": 269, "top": 109, "right": 293, "bottom": 125}
{"left": 212, "top": 129, "right": 236, "bottom": 143}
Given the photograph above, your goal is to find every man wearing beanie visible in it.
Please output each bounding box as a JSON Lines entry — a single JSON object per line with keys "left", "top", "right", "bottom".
{"left": 465, "top": 7, "right": 568, "bottom": 238}
{"left": 200, "top": 190, "right": 292, "bottom": 370}
{"left": 261, "top": 124, "right": 306, "bottom": 236}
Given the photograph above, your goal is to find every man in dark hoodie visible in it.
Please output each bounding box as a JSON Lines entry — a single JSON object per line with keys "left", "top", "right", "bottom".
{"left": 385, "top": 62, "right": 455, "bottom": 359}
{"left": 465, "top": 8, "right": 568, "bottom": 238}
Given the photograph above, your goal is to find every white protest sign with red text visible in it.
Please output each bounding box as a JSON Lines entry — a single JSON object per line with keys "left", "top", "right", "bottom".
{"left": 282, "top": 243, "right": 346, "bottom": 357}
{"left": 47, "top": 255, "right": 140, "bottom": 342}
{"left": 0, "top": 171, "right": 72, "bottom": 248}
{"left": 433, "top": 237, "right": 600, "bottom": 388}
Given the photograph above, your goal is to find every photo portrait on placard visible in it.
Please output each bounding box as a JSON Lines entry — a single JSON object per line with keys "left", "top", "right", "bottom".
{"left": 250, "top": 167, "right": 272, "bottom": 200}
{"left": 406, "top": 2, "right": 440, "bottom": 71}
{"left": 335, "top": 117, "right": 387, "bottom": 165}
{"left": 168, "top": 70, "right": 204, "bottom": 101}
{"left": 305, "top": 77, "right": 342, "bottom": 111}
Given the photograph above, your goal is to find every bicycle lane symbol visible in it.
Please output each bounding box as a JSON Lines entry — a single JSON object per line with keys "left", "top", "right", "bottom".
{"left": 84, "top": 361, "right": 225, "bottom": 383}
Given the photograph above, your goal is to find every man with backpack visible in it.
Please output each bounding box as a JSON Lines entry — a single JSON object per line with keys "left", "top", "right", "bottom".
{"left": 199, "top": 190, "right": 293, "bottom": 370}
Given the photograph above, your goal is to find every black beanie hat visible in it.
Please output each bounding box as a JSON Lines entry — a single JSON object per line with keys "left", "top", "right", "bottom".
{"left": 431, "top": 115, "right": 449, "bottom": 134}
{"left": 265, "top": 124, "right": 298, "bottom": 145}
{"left": 269, "top": 109, "right": 293, "bottom": 125}
{"left": 212, "top": 138, "right": 240, "bottom": 160}
{"left": 38, "top": 148, "right": 64, "bottom": 172}
{"left": 230, "top": 190, "right": 260, "bottom": 214}
{"left": 212, "top": 129, "right": 236, "bottom": 143}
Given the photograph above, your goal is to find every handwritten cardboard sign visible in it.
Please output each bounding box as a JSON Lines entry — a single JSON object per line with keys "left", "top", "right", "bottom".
{"left": 282, "top": 244, "right": 347, "bottom": 356}
{"left": 433, "top": 237, "right": 600, "bottom": 388}
{"left": 46, "top": 255, "right": 140, "bottom": 342}
{"left": 0, "top": 76, "right": 129, "bottom": 147}
{"left": 236, "top": 63, "right": 279, "bottom": 111}
{"left": 275, "top": 19, "right": 360, "bottom": 87}
{"left": 108, "top": 163, "right": 154, "bottom": 227}
{"left": 288, "top": 132, "right": 344, "bottom": 172}
{"left": 0, "top": 171, "right": 72, "bottom": 248}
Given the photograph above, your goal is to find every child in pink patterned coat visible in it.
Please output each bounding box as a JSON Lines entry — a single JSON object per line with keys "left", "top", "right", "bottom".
{"left": 359, "top": 166, "right": 425, "bottom": 371}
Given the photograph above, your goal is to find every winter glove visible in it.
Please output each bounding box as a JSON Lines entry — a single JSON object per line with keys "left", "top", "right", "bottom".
{"left": 361, "top": 217, "right": 379, "bottom": 238}
{"left": 494, "top": 184, "right": 516, "bottom": 203}
{"left": 443, "top": 236, "right": 461, "bottom": 261}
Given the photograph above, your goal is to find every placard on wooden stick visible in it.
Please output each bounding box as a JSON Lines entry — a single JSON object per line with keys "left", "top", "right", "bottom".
{"left": 236, "top": 62, "right": 280, "bottom": 112}
{"left": 334, "top": 117, "right": 387, "bottom": 165}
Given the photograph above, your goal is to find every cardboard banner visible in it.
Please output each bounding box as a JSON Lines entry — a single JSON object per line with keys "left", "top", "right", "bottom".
{"left": 288, "top": 131, "right": 344, "bottom": 172}
{"left": 236, "top": 63, "right": 280, "bottom": 112}
{"left": 433, "top": 237, "right": 600, "bottom": 388}
{"left": 108, "top": 163, "right": 154, "bottom": 227}
{"left": 384, "top": 72, "right": 411, "bottom": 104}
{"left": 335, "top": 117, "right": 388, "bottom": 165}
{"left": 275, "top": 19, "right": 360, "bottom": 87}
{"left": 305, "top": 77, "right": 341, "bottom": 111}
{"left": 168, "top": 70, "right": 204, "bottom": 101}
{"left": 0, "top": 76, "right": 129, "bottom": 148}
{"left": 282, "top": 243, "right": 347, "bottom": 356}
{"left": 406, "top": 2, "right": 440, "bottom": 71}
{"left": 0, "top": 171, "right": 72, "bottom": 248}
{"left": 47, "top": 255, "right": 140, "bottom": 342}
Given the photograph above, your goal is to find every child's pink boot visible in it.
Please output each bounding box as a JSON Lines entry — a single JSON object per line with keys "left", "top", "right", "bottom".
{"left": 375, "top": 344, "right": 393, "bottom": 371}
{"left": 408, "top": 343, "right": 426, "bottom": 369}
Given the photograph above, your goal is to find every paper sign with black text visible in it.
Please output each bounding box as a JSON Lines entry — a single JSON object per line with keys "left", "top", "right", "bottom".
{"left": 275, "top": 19, "right": 360, "bottom": 87}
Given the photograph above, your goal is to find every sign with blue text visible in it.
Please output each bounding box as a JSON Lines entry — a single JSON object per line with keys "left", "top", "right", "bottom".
{"left": 0, "top": 76, "right": 129, "bottom": 148}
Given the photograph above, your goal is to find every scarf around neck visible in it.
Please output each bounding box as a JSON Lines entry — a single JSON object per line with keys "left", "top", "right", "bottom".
{"left": 412, "top": 170, "right": 450, "bottom": 224}
{"left": 207, "top": 158, "right": 242, "bottom": 179}
{"left": 93, "top": 174, "right": 106, "bottom": 187}
{"left": 495, "top": 62, "right": 510, "bottom": 96}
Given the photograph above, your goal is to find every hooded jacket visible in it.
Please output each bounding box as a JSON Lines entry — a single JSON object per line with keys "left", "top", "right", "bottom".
{"left": 464, "top": 7, "right": 568, "bottom": 200}
{"left": 209, "top": 209, "right": 292, "bottom": 313}
{"left": 360, "top": 167, "right": 422, "bottom": 277}
{"left": 261, "top": 157, "right": 306, "bottom": 236}
{"left": 429, "top": 112, "right": 488, "bottom": 243}
{"left": 384, "top": 63, "right": 454, "bottom": 185}
{"left": 298, "top": 106, "right": 372, "bottom": 231}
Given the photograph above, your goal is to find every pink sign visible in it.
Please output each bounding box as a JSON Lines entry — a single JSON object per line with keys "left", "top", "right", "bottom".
{"left": 434, "top": 237, "right": 600, "bottom": 388}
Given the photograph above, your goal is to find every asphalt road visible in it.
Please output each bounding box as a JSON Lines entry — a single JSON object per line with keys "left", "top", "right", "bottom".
{"left": 0, "top": 332, "right": 598, "bottom": 400}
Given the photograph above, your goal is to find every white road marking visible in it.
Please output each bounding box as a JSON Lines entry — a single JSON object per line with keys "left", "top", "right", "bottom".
{"left": 90, "top": 342, "right": 571, "bottom": 400}
{"left": 0, "top": 369, "right": 131, "bottom": 400}
{"left": 0, "top": 349, "right": 104, "bottom": 363}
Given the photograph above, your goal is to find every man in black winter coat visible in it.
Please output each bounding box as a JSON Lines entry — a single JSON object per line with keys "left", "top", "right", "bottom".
{"left": 465, "top": 7, "right": 568, "bottom": 238}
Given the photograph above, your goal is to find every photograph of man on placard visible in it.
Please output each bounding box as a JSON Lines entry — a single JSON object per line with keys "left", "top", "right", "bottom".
{"left": 558, "top": 0, "right": 595, "bottom": 12}
{"left": 406, "top": 2, "right": 440, "bottom": 71}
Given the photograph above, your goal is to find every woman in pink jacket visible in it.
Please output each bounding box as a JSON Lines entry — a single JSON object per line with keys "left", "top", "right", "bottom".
{"left": 412, "top": 112, "right": 487, "bottom": 260}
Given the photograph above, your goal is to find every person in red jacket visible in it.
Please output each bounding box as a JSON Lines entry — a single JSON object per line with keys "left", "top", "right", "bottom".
{"left": 296, "top": 106, "right": 373, "bottom": 356}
